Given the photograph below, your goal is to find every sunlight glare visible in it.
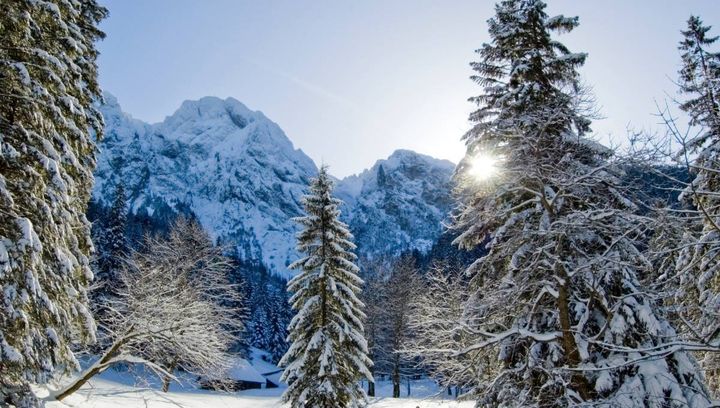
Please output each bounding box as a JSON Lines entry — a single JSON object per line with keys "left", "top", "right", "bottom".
{"left": 469, "top": 154, "right": 500, "bottom": 181}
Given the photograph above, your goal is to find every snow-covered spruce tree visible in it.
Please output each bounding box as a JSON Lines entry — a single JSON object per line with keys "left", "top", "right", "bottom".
{"left": 250, "top": 308, "right": 271, "bottom": 351}
{"left": 266, "top": 286, "right": 291, "bottom": 363}
{"left": 97, "top": 183, "right": 129, "bottom": 283}
{"left": 93, "top": 182, "right": 129, "bottom": 300}
{"left": 280, "top": 166, "right": 373, "bottom": 408}
{"left": 248, "top": 272, "right": 271, "bottom": 350}
{"left": 0, "top": 0, "right": 106, "bottom": 404}
{"left": 674, "top": 15, "right": 720, "bottom": 395}
{"left": 678, "top": 16, "right": 720, "bottom": 138}
{"left": 453, "top": 1, "right": 711, "bottom": 406}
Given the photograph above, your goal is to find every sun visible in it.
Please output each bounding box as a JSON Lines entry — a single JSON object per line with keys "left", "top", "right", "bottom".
{"left": 468, "top": 153, "right": 500, "bottom": 181}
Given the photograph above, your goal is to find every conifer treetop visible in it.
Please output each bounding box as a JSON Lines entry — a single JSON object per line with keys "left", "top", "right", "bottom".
{"left": 466, "top": 0, "right": 590, "bottom": 150}
{"left": 678, "top": 15, "right": 720, "bottom": 147}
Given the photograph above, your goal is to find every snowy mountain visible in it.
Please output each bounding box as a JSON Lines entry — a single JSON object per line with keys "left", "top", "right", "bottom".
{"left": 94, "top": 94, "right": 455, "bottom": 277}
{"left": 336, "top": 150, "right": 455, "bottom": 258}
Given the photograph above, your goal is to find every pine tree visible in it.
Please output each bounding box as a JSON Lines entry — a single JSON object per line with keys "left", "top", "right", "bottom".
{"left": 377, "top": 164, "right": 387, "bottom": 187}
{"left": 266, "top": 286, "right": 290, "bottom": 363}
{"left": 0, "top": 0, "right": 106, "bottom": 404}
{"left": 678, "top": 16, "right": 720, "bottom": 140}
{"left": 280, "top": 166, "right": 373, "bottom": 408}
{"left": 248, "top": 272, "right": 270, "bottom": 350}
{"left": 250, "top": 308, "right": 270, "bottom": 351}
{"left": 95, "top": 182, "right": 129, "bottom": 293}
{"left": 674, "top": 15, "right": 720, "bottom": 395}
{"left": 453, "top": 1, "right": 710, "bottom": 406}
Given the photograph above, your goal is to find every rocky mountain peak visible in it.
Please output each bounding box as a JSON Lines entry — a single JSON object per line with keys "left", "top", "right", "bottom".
{"left": 94, "top": 94, "right": 455, "bottom": 277}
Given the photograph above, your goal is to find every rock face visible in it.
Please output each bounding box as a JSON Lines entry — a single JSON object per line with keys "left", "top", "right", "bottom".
{"left": 335, "top": 150, "right": 455, "bottom": 259}
{"left": 94, "top": 94, "right": 455, "bottom": 277}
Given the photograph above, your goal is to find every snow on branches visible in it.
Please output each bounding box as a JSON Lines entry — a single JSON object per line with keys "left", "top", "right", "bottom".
{"left": 653, "top": 15, "right": 720, "bottom": 395}
{"left": 280, "top": 166, "right": 372, "bottom": 408}
{"left": 0, "top": 0, "right": 106, "bottom": 403}
{"left": 55, "top": 218, "right": 243, "bottom": 400}
{"left": 452, "top": 1, "right": 712, "bottom": 406}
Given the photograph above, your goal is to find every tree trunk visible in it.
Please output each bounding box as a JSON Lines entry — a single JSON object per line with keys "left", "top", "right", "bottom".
{"left": 56, "top": 339, "right": 125, "bottom": 400}
{"left": 368, "top": 381, "right": 375, "bottom": 397}
{"left": 556, "top": 262, "right": 591, "bottom": 400}
{"left": 392, "top": 364, "right": 400, "bottom": 398}
{"left": 406, "top": 376, "right": 410, "bottom": 397}
{"left": 162, "top": 374, "right": 171, "bottom": 393}
{"left": 162, "top": 358, "right": 178, "bottom": 392}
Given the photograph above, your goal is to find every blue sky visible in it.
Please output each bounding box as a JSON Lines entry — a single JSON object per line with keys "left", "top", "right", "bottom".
{"left": 97, "top": 0, "right": 720, "bottom": 177}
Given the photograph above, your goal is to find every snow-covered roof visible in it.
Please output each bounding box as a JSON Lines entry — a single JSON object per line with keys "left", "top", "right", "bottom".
{"left": 249, "top": 348, "right": 283, "bottom": 376}
{"left": 264, "top": 371, "right": 284, "bottom": 387}
{"left": 226, "top": 357, "right": 266, "bottom": 384}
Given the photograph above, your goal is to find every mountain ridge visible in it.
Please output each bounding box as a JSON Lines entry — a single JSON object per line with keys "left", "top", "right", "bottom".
{"left": 93, "top": 93, "right": 456, "bottom": 277}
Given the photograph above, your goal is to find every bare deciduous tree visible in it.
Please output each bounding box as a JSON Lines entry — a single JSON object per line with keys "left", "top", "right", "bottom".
{"left": 55, "top": 218, "right": 243, "bottom": 400}
{"left": 372, "top": 255, "right": 422, "bottom": 398}
{"left": 359, "top": 258, "right": 389, "bottom": 397}
{"left": 405, "top": 262, "right": 498, "bottom": 399}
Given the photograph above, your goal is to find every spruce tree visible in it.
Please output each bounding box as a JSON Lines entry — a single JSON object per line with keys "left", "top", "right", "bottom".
{"left": 280, "top": 166, "right": 373, "bottom": 408}
{"left": 266, "top": 287, "right": 290, "bottom": 363}
{"left": 377, "top": 164, "right": 387, "bottom": 187}
{"left": 674, "top": 15, "right": 720, "bottom": 394}
{"left": 0, "top": 0, "right": 106, "bottom": 404}
{"left": 95, "top": 182, "right": 129, "bottom": 293}
{"left": 678, "top": 16, "right": 720, "bottom": 139}
{"left": 453, "top": 1, "right": 710, "bottom": 406}
{"left": 248, "top": 272, "right": 270, "bottom": 350}
{"left": 250, "top": 308, "right": 270, "bottom": 351}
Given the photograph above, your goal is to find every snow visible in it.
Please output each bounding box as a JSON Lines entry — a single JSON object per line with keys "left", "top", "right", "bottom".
{"left": 334, "top": 149, "right": 456, "bottom": 257}
{"left": 15, "top": 217, "right": 42, "bottom": 252}
{"left": 248, "top": 348, "right": 283, "bottom": 376}
{"left": 11, "top": 62, "right": 32, "bottom": 86}
{"left": 594, "top": 370, "right": 613, "bottom": 393}
{"left": 2, "top": 337, "right": 23, "bottom": 362}
{"left": 0, "top": 241, "right": 9, "bottom": 277}
{"left": 40, "top": 369, "right": 473, "bottom": 408}
{"left": 223, "top": 356, "right": 266, "bottom": 384}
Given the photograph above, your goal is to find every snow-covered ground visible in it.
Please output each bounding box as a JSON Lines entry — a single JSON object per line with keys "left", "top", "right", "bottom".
{"left": 40, "top": 368, "right": 473, "bottom": 408}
